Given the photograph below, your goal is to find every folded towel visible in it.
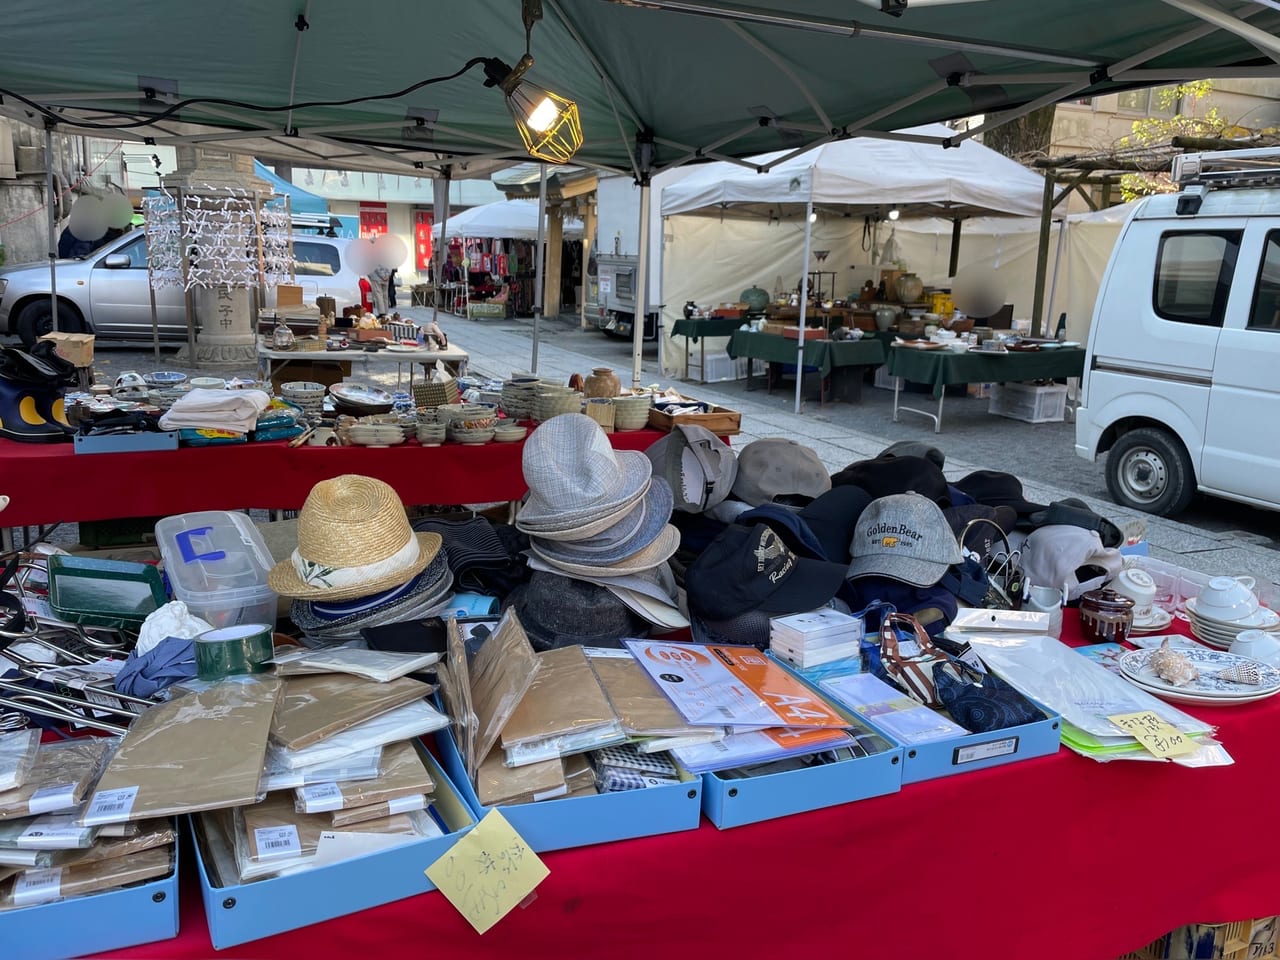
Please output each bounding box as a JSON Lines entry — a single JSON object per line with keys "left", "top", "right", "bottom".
{"left": 159, "top": 389, "right": 272, "bottom": 434}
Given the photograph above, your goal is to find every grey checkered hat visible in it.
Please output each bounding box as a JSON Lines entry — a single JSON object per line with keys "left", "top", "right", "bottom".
{"left": 517, "top": 413, "right": 652, "bottom": 529}
{"left": 847, "top": 493, "right": 963, "bottom": 587}
{"left": 644, "top": 424, "right": 738, "bottom": 513}
{"left": 531, "top": 477, "right": 674, "bottom": 567}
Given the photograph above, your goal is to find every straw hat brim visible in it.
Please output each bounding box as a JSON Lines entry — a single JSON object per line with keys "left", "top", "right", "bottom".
{"left": 268, "top": 531, "right": 442, "bottom": 601}
{"left": 529, "top": 524, "right": 680, "bottom": 577}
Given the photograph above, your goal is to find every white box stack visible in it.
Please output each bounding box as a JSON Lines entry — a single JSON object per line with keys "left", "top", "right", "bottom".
{"left": 769, "top": 609, "right": 863, "bottom": 669}
{"left": 988, "top": 382, "right": 1067, "bottom": 423}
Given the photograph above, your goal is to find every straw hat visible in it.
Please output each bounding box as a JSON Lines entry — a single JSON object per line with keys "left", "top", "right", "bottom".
{"left": 268, "top": 474, "right": 442, "bottom": 600}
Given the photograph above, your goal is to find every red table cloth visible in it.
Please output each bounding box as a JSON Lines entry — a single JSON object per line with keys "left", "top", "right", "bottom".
{"left": 0, "top": 430, "right": 666, "bottom": 528}
{"left": 91, "top": 615, "right": 1279, "bottom": 960}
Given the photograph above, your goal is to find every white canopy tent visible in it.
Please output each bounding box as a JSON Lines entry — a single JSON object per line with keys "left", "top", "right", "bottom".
{"left": 659, "top": 125, "right": 1052, "bottom": 410}
{"left": 432, "top": 199, "right": 585, "bottom": 241}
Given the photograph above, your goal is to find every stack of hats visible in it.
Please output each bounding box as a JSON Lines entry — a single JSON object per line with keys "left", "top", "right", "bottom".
{"left": 268, "top": 475, "right": 455, "bottom": 644}
{"left": 512, "top": 414, "right": 685, "bottom": 647}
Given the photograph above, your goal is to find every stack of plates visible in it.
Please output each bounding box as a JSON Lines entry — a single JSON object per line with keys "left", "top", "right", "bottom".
{"left": 533, "top": 391, "right": 584, "bottom": 423}
{"left": 612, "top": 393, "right": 653, "bottom": 431}
{"left": 416, "top": 423, "right": 447, "bottom": 446}
{"left": 500, "top": 377, "right": 542, "bottom": 419}
{"left": 1129, "top": 607, "right": 1175, "bottom": 635}
{"left": 436, "top": 402, "right": 499, "bottom": 428}
{"left": 449, "top": 425, "right": 496, "bottom": 445}
{"left": 329, "top": 383, "right": 394, "bottom": 417}
{"left": 280, "top": 381, "right": 327, "bottom": 420}
{"left": 347, "top": 422, "right": 407, "bottom": 447}
{"left": 1117, "top": 647, "right": 1280, "bottom": 706}
{"left": 1186, "top": 597, "right": 1280, "bottom": 649}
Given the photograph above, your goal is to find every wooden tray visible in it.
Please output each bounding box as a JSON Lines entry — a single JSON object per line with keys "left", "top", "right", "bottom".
{"left": 648, "top": 397, "right": 741, "bottom": 436}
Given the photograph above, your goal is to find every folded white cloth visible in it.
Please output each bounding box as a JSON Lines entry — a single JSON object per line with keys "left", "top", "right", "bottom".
{"left": 159, "top": 389, "right": 272, "bottom": 434}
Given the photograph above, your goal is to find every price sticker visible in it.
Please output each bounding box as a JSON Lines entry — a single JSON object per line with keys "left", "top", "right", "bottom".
{"left": 82, "top": 786, "right": 139, "bottom": 825}
{"left": 253, "top": 825, "right": 301, "bottom": 860}
{"left": 17, "top": 815, "right": 89, "bottom": 849}
{"left": 424, "top": 809, "right": 549, "bottom": 934}
{"left": 12, "top": 867, "right": 62, "bottom": 907}
{"left": 297, "top": 782, "right": 344, "bottom": 813}
{"left": 28, "top": 784, "right": 78, "bottom": 816}
{"left": 1107, "top": 711, "right": 1198, "bottom": 758}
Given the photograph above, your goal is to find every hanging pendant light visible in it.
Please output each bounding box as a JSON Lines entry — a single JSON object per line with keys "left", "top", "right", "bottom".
{"left": 485, "top": 54, "right": 583, "bottom": 164}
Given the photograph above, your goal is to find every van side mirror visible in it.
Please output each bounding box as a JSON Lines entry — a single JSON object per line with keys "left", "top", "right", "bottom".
{"left": 102, "top": 254, "right": 131, "bottom": 269}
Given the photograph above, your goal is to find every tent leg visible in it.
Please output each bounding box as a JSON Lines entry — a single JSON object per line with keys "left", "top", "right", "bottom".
{"left": 794, "top": 199, "right": 814, "bottom": 416}
{"left": 1031, "top": 174, "right": 1054, "bottom": 334}
{"left": 532, "top": 164, "right": 548, "bottom": 375}
{"left": 632, "top": 181, "right": 651, "bottom": 390}
{"left": 44, "top": 125, "right": 60, "bottom": 335}
{"left": 432, "top": 173, "right": 451, "bottom": 330}
{"left": 948, "top": 218, "right": 962, "bottom": 278}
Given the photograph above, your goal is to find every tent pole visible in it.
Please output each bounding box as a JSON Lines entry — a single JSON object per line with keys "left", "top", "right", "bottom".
{"left": 431, "top": 173, "right": 450, "bottom": 328}
{"left": 1031, "top": 174, "right": 1054, "bottom": 334}
{"left": 948, "top": 218, "right": 963, "bottom": 278}
{"left": 1044, "top": 217, "right": 1068, "bottom": 338}
{"left": 532, "top": 164, "right": 548, "bottom": 375}
{"left": 633, "top": 180, "right": 651, "bottom": 390}
{"left": 794, "top": 198, "right": 814, "bottom": 416}
{"left": 44, "top": 124, "right": 60, "bottom": 336}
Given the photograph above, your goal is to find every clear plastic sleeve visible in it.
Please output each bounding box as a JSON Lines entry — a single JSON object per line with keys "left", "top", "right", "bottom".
{"left": 270, "top": 674, "right": 436, "bottom": 750}
{"left": 0, "top": 813, "right": 101, "bottom": 850}
{"left": 272, "top": 647, "right": 441, "bottom": 682}
{"left": 261, "top": 745, "right": 384, "bottom": 792}
{"left": 0, "top": 737, "right": 117, "bottom": 821}
{"left": 265, "top": 700, "right": 449, "bottom": 772}
{"left": 0, "top": 730, "right": 40, "bottom": 793}
{"left": 292, "top": 740, "right": 433, "bottom": 814}
{"left": 0, "top": 844, "right": 174, "bottom": 909}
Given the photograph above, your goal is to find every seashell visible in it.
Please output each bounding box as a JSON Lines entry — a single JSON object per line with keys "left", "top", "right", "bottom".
{"left": 1213, "top": 664, "right": 1262, "bottom": 685}
{"left": 1149, "top": 637, "right": 1200, "bottom": 687}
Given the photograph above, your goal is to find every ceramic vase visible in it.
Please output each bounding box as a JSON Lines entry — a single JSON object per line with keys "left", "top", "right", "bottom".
{"left": 583, "top": 367, "right": 621, "bottom": 399}
{"left": 895, "top": 272, "right": 924, "bottom": 304}
{"left": 874, "top": 306, "right": 898, "bottom": 331}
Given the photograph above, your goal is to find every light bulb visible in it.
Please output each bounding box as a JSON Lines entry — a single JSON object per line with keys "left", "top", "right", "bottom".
{"left": 888, "top": 208, "right": 900, "bottom": 221}
{"left": 808, "top": 211, "right": 817, "bottom": 223}
{"left": 526, "top": 97, "right": 560, "bottom": 134}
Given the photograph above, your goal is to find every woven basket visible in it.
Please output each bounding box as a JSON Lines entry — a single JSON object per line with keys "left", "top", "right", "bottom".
{"left": 584, "top": 398, "right": 615, "bottom": 432}
{"left": 294, "top": 337, "right": 327, "bottom": 352}
{"left": 412, "top": 380, "right": 460, "bottom": 408}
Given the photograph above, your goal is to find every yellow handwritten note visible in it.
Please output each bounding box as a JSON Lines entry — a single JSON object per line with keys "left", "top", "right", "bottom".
{"left": 425, "top": 809, "right": 549, "bottom": 934}
{"left": 1107, "top": 711, "right": 1198, "bottom": 758}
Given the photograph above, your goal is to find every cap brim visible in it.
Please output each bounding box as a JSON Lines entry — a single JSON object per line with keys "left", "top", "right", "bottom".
{"left": 847, "top": 553, "right": 953, "bottom": 588}
{"left": 291, "top": 565, "right": 454, "bottom": 632}
{"left": 605, "top": 584, "right": 690, "bottom": 630}
{"left": 754, "top": 556, "right": 849, "bottom": 614}
{"left": 267, "top": 531, "right": 442, "bottom": 601}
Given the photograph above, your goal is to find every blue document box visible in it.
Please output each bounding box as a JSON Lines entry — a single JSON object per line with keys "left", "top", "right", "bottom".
{"left": 193, "top": 747, "right": 475, "bottom": 949}
{"left": 435, "top": 727, "right": 704, "bottom": 853}
{"left": 772, "top": 655, "right": 1061, "bottom": 785}
{"left": 0, "top": 831, "right": 180, "bottom": 960}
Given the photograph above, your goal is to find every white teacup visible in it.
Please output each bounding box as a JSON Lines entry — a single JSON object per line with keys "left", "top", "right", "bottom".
{"left": 1110, "top": 569, "right": 1158, "bottom": 621}
{"left": 1196, "top": 576, "right": 1259, "bottom": 622}
{"left": 1024, "top": 585, "right": 1064, "bottom": 613}
{"left": 1230, "top": 629, "right": 1280, "bottom": 667}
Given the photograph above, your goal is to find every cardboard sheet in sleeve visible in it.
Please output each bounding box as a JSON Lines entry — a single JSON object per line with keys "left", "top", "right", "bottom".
{"left": 499, "top": 646, "right": 622, "bottom": 751}
{"left": 0, "top": 844, "right": 174, "bottom": 910}
{"left": 474, "top": 749, "right": 565, "bottom": 807}
{"left": 0, "top": 738, "right": 114, "bottom": 821}
{"left": 270, "top": 674, "right": 435, "bottom": 750}
{"left": 465, "top": 610, "right": 541, "bottom": 779}
{"left": 81, "top": 676, "right": 283, "bottom": 824}
{"left": 587, "top": 650, "right": 715, "bottom": 739}
{"left": 293, "top": 740, "right": 434, "bottom": 814}
{"left": 240, "top": 791, "right": 419, "bottom": 862}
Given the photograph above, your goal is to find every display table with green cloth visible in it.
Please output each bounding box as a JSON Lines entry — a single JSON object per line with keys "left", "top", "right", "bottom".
{"left": 670, "top": 316, "right": 749, "bottom": 382}
{"left": 886, "top": 345, "right": 1087, "bottom": 432}
{"left": 726, "top": 331, "right": 886, "bottom": 402}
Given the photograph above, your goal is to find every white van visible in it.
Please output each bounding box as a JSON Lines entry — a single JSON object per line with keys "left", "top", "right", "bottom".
{"left": 1076, "top": 147, "right": 1280, "bottom": 517}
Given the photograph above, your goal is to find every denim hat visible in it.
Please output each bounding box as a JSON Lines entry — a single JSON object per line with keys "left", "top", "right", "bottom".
{"left": 847, "top": 493, "right": 963, "bottom": 587}
{"left": 645, "top": 424, "right": 738, "bottom": 513}
{"left": 685, "top": 523, "right": 847, "bottom": 622}
{"left": 730, "top": 438, "right": 830, "bottom": 508}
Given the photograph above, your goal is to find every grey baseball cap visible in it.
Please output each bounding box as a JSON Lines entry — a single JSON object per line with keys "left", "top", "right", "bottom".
{"left": 730, "top": 438, "right": 831, "bottom": 508}
{"left": 847, "top": 493, "right": 963, "bottom": 587}
{"left": 644, "top": 424, "right": 738, "bottom": 513}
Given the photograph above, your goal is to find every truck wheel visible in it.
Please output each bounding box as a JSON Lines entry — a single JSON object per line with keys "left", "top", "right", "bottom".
{"left": 15, "top": 300, "right": 84, "bottom": 348}
{"left": 1105, "top": 427, "right": 1195, "bottom": 517}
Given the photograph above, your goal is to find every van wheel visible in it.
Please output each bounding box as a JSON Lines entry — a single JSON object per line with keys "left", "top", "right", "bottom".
{"left": 15, "top": 300, "right": 84, "bottom": 348}
{"left": 1105, "top": 427, "right": 1195, "bottom": 517}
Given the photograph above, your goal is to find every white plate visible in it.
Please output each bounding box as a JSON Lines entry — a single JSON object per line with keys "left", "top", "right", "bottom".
{"left": 385, "top": 345, "right": 420, "bottom": 353}
{"left": 1129, "top": 608, "right": 1174, "bottom": 633}
{"left": 1186, "top": 597, "right": 1279, "bottom": 629}
{"left": 1118, "top": 647, "right": 1280, "bottom": 698}
{"left": 1119, "top": 673, "right": 1280, "bottom": 707}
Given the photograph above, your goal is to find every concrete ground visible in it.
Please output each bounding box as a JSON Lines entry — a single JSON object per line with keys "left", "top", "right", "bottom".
{"left": 79, "top": 306, "right": 1280, "bottom": 588}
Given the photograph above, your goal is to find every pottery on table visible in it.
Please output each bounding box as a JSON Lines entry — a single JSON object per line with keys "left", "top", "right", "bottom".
{"left": 583, "top": 367, "right": 621, "bottom": 399}
{"left": 1078, "top": 588, "right": 1135, "bottom": 643}
{"left": 874, "top": 306, "right": 898, "bottom": 332}
{"left": 895, "top": 272, "right": 924, "bottom": 304}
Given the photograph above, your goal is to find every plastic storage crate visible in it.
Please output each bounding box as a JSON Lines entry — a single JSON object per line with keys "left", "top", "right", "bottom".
{"left": 988, "top": 382, "right": 1067, "bottom": 423}
{"left": 873, "top": 364, "right": 901, "bottom": 391}
{"left": 702, "top": 355, "right": 765, "bottom": 383}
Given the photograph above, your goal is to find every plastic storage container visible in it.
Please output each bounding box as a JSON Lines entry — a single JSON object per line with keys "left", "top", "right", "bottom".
{"left": 155, "top": 511, "right": 278, "bottom": 628}
{"left": 988, "top": 382, "right": 1067, "bottom": 423}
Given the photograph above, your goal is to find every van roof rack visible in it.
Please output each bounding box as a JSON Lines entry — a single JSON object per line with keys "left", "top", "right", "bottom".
{"left": 1172, "top": 147, "right": 1280, "bottom": 189}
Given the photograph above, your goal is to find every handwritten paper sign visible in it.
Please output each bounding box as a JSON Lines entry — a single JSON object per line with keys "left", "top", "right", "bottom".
{"left": 425, "top": 809, "right": 548, "bottom": 934}
{"left": 1107, "top": 711, "right": 1198, "bottom": 758}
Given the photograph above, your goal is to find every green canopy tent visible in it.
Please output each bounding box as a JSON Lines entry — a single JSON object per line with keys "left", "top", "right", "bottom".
{"left": 3, "top": 0, "right": 1278, "bottom": 384}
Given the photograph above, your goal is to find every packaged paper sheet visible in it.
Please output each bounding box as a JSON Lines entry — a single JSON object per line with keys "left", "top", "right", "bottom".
{"left": 624, "top": 640, "right": 851, "bottom": 730}
{"left": 0, "top": 844, "right": 174, "bottom": 910}
{"left": 500, "top": 646, "right": 625, "bottom": 766}
{"left": 965, "top": 633, "right": 1213, "bottom": 740}
{"left": 0, "top": 730, "right": 40, "bottom": 793}
{"left": 261, "top": 745, "right": 384, "bottom": 792}
{"left": 61, "top": 820, "right": 176, "bottom": 867}
{"left": 671, "top": 727, "right": 856, "bottom": 774}
{"left": 474, "top": 748, "right": 565, "bottom": 807}
{"left": 0, "top": 848, "right": 49, "bottom": 868}
{"left": 266, "top": 699, "right": 449, "bottom": 771}
{"left": 0, "top": 737, "right": 114, "bottom": 820}
{"left": 465, "top": 609, "right": 541, "bottom": 780}
{"left": 80, "top": 675, "right": 283, "bottom": 825}
{"left": 438, "top": 621, "right": 477, "bottom": 776}
{"left": 330, "top": 794, "right": 427, "bottom": 827}
{"left": 96, "top": 821, "right": 140, "bottom": 838}
{"left": 0, "top": 814, "right": 100, "bottom": 850}
{"left": 585, "top": 648, "right": 716, "bottom": 739}
{"left": 234, "top": 791, "right": 427, "bottom": 881}
{"left": 820, "top": 673, "right": 969, "bottom": 745}
{"left": 563, "top": 754, "right": 595, "bottom": 795}
{"left": 590, "top": 743, "right": 679, "bottom": 793}
{"left": 270, "top": 674, "right": 435, "bottom": 750}
{"left": 272, "top": 647, "right": 441, "bottom": 682}
{"left": 947, "top": 609, "right": 1052, "bottom": 634}
{"left": 292, "top": 740, "right": 435, "bottom": 814}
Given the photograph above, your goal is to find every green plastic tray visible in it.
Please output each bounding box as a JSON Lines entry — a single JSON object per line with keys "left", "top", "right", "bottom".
{"left": 46, "top": 555, "right": 168, "bottom": 630}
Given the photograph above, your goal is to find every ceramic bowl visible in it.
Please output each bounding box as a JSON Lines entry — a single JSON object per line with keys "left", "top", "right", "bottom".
{"left": 493, "top": 425, "right": 528, "bottom": 443}
{"left": 1196, "top": 576, "right": 1260, "bottom": 621}
{"left": 416, "top": 424, "right": 447, "bottom": 446}
{"left": 143, "top": 371, "right": 187, "bottom": 386}
{"left": 1109, "top": 568, "right": 1158, "bottom": 620}
{"left": 450, "top": 427, "right": 495, "bottom": 445}
{"left": 190, "top": 376, "right": 227, "bottom": 390}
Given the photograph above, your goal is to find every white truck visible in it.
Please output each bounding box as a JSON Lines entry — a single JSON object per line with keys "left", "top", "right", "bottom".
{"left": 1075, "top": 146, "right": 1280, "bottom": 517}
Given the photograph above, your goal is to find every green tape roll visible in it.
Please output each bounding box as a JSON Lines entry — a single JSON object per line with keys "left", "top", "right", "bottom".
{"left": 195, "top": 624, "right": 275, "bottom": 680}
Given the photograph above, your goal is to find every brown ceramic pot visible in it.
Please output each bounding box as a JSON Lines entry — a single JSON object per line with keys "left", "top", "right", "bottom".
{"left": 583, "top": 367, "right": 621, "bottom": 399}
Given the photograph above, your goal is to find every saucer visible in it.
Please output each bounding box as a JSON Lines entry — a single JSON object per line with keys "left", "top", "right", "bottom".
{"left": 1129, "top": 608, "right": 1173, "bottom": 633}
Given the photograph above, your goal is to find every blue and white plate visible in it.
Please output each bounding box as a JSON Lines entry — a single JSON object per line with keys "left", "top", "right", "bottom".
{"left": 143, "top": 371, "right": 187, "bottom": 385}
{"left": 1119, "top": 647, "right": 1280, "bottom": 699}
